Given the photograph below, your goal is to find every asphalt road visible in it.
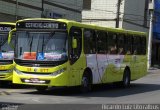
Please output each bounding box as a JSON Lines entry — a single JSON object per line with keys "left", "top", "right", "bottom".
{"left": 0, "top": 69, "right": 160, "bottom": 110}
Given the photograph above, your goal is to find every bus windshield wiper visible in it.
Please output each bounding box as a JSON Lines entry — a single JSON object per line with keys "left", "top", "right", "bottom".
{"left": 42, "top": 35, "right": 44, "bottom": 53}
{"left": 44, "top": 32, "right": 55, "bottom": 46}
{"left": 29, "top": 36, "right": 33, "bottom": 54}
{"left": 42, "top": 32, "right": 55, "bottom": 51}
{"left": 27, "top": 33, "right": 33, "bottom": 55}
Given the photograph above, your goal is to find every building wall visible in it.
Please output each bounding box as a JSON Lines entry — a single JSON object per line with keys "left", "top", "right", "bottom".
{"left": 44, "top": 0, "right": 82, "bottom": 21}
{"left": 0, "top": 13, "right": 16, "bottom": 22}
{"left": 0, "top": 0, "right": 42, "bottom": 22}
{"left": 0, "top": 0, "right": 83, "bottom": 22}
{"left": 82, "top": 0, "right": 123, "bottom": 27}
{"left": 122, "top": 0, "right": 149, "bottom": 32}
{"left": 82, "top": 0, "right": 149, "bottom": 32}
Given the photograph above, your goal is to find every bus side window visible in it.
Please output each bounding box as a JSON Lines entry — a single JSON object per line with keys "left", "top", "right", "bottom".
{"left": 84, "top": 29, "right": 96, "bottom": 54}
{"left": 124, "top": 34, "right": 132, "bottom": 55}
{"left": 107, "top": 32, "right": 117, "bottom": 54}
{"left": 132, "top": 36, "right": 141, "bottom": 55}
{"left": 141, "top": 36, "right": 146, "bottom": 55}
{"left": 97, "top": 31, "right": 107, "bottom": 54}
{"left": 69, "top": 27, "right": 82, "bottom": 64}
{"left": 117, "top": 34, "right": 125, "bottom": 55}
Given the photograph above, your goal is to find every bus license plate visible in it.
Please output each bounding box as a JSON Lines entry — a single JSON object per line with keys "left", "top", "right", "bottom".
{"left": 29, "top": 78, "right": 42, "bottom": 83}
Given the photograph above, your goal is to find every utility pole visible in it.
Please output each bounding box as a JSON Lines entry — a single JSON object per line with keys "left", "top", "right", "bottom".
{"left": 41, "top": 0, "right": 44, "bottom": 17}
{"left": 148, "top": 0, "right": 154, "bottom": 69}
{"left": 148, "top": 11, "right": 154, "bottom": 69}
{"left": 15, "top": 0, "right": 18, "bottom": 21}
{"left": 116, "top": 0, "right": 121, "bottom": 28}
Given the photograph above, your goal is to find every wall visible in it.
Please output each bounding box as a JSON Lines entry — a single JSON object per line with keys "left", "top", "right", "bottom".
{"left": 43, "top": 0, "right": 82, "bottom": 21}
{"left": 82, "top": 0, "right": 124, "bottom": 27}
{"left": 122, "top": 0, "right": 149, "bottom": 32}
{"left": 82, "top": 0, "right": 149, "bottom": 32}
{"left": 0, "top": 0, "right": 83, "bottom": 22}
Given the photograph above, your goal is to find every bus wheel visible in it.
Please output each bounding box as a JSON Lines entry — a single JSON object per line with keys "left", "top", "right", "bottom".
{"left": 80, "top": 73, "right": 92, "bottom": 93}
{"left": 36, "top": 86, "right": 48, "bottom": 92}
{"left": 122, "top": 69, "right": 130, "bottom": 87}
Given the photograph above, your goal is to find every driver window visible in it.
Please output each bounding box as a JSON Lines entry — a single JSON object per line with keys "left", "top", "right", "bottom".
{"left": 69, "top": 27, "right": 82, "bottom": 65}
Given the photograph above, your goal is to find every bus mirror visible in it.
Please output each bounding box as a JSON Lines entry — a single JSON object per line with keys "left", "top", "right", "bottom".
{"left": 72, "top": 38, "right": 77, "bottom": 49}
{"left": 8, "top": 28, "right": 16, "bottom": 48}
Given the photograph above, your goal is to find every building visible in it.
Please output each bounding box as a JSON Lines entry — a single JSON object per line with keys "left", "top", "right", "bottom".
{"left": 152, "top": 0, "right": 160, "bottom": 65}
{"left": 0, "top": 0, "right": 83, "bottom": 22}
{"left": 82, "top": 0, "right": 149, "bottom": 32}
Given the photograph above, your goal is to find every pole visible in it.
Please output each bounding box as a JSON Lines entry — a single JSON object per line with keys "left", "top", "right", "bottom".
{"left": 116, "top": 0, "right": 121, "bottom": 28}
{"left": 41, "top": 0, "right": 44, "bottom": 17}
{"left": 15, "top": 0, "right": 18, "bottom": 20}
{"left": 148, "top": 10, "right": 154, "bottom": 69}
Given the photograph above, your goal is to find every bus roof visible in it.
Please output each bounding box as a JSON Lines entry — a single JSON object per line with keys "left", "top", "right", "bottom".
{"left": 0, "top": 22, "right": 16, "bottom": 26}
{"left": 16, "top": 18, "right": 147, "bottom": 36}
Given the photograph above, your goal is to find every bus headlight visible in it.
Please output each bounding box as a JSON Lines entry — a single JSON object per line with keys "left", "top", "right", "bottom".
{"left": 14, "top": 68, "right": 23, "bottom": 74}
{"left": 51, "top": 68, "right": 66, "bottom": 76}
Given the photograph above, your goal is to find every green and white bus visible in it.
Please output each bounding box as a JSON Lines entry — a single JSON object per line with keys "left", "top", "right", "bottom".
{"left": 8, "top": 18, "right": 147, "bottom": 92}
{"left": 0, "top": 22, "right": 15, "bottom": 84}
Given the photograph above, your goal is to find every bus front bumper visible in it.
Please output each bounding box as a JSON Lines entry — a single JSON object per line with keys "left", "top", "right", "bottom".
{"left": 0, "top": 64, "right": 14, "bottom": 81}
{"left": 12, "top": 70, "right": 68, "bottom": 87}
{"left": 0, "top": 72, "right": 13, "bottom": 81}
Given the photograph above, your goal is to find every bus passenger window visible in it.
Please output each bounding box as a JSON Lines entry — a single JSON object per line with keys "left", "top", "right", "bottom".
{"left": 124, "top": 35, "right": 132, "bottom": 55}
{"left": 97, "top": 31, "right": 107, "bottom": 54}
{"left": 117, "top": 34, "right": 125, "bottom": 55}
{"left": 107, "top": 33, "right": 117, "bottom": 54}
{"left": 141, "top": 37, "right": 146, "bottom": 55}
{"left": 132, "top": 36, "right": 141, "bottom": 55}
{"left": 118, "top": 48, "right": 124, "bottom": 55}
{"left": 84, "top": 29, "right": 96, "bottom": 54}
{"left": 110, "top": 45, "right": 117, "bottom": 54}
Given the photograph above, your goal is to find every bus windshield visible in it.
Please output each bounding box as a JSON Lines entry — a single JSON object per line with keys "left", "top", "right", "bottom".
{"left": 0, "top": 33, "right": 14, "bottom": 60}
{"left": 15, "top": 31, "right": 68, "bottom": 61}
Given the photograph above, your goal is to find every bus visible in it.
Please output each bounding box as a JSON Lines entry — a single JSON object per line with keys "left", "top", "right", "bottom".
{"left": 0, "top": 22, "right": 15, "bottom": 84}
{"left": 8, "top": 18, "right": 147, "bottom": 92}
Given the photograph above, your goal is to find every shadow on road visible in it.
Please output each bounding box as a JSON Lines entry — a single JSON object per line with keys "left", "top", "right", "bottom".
{"left": 0, "top": 81, "right": 34, "bottom": 89}
{"left": 22, "top": 83, "right": 160, "bottom": 98}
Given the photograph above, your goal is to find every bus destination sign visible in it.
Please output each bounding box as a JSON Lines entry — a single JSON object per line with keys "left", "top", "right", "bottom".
{"left": 25, "top": 23, "right": 59, "bottom": 29}
{"left": 0, "top": 24, "right": 15, "bottom": 32}
{"left": 17, "top": 22, "right": 67, "bottom": 29}
{"left": 0, "top": 27, "right": 12, "bottom": 32}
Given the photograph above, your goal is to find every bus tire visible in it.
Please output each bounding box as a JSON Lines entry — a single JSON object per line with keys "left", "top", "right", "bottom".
{"left": 122, "top": 69, "right": 130, "bottom": 88}
{"left": 36, "top": 86, "right": 48, "bottom": 92}
{"left": 80, "top": 72, "right": 92, "bottom": 93}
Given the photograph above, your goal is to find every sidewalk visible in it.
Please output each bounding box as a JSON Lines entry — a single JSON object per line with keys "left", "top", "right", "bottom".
{"left": 148, "top": 65, "right": 160, "bottom": 74}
